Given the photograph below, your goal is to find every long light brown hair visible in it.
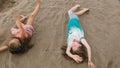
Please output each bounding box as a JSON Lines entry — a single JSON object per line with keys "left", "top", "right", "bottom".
{"left": 61, "top": 42, "right": 88, "bottom": 63}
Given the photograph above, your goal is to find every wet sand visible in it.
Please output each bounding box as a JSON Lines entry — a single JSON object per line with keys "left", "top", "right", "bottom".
{"left": 0, "top": 0, "right": 120, "bottom": 68}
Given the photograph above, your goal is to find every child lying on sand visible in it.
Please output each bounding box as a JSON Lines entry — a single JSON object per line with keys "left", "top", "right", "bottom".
{"left": 0, "top": 0, "right": 40, "bottom": 54}
{"left": 62, "top": 5, "right": 95, "bottom": 68}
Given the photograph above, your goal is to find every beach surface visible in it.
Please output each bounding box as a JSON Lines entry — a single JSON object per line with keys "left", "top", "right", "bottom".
{"left": 0, "top": 0, "right": 120, "bottom": 68}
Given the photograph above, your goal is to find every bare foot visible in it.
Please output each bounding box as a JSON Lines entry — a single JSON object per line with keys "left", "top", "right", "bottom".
{"left": 36, "top": 0, "right": 41, "bottom": 4}
{"left": 20, "top": 15, "right": 26, "bottom": 18}
{"left": 82, "top": 8, "right": 89, "bottom": 12}
{"left": 75, "top": 8, "right": 89, "bottom": 16}
{"left": 20, "top": 15, "right": 27, "bottom": 22}
{"left": 75, "top": 4, "right": 81, "bottom": 8}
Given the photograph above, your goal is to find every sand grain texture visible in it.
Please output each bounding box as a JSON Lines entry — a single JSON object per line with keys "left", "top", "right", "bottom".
{"left": 0, "top": 0, "right": 120, "bottom": 68}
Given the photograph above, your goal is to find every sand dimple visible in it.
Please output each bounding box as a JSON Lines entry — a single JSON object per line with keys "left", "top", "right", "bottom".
{"left": 0, "top": 0, "right": 15, "bottom": 12}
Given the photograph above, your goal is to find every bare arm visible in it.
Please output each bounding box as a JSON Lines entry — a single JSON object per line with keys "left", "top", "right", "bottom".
{"left": 81, "top": 38, "right": 95, "bottom": 68}
{"left": 26, "top": 0, "right": 41, "bottom": 25}
{"left": 13, "top": 12, "right": 25, "bottom": 39}
{"left": 81, "top": 38, "right": 91, "bottom": 61}
{"left": 66, "top": 46, "right": 73, "bottom": 58}
{"left": 0, "top": 45, "right": 9, "bottom": 52}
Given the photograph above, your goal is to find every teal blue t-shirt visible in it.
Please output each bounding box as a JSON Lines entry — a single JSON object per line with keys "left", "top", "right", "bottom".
{"left": 67, "top": 18, "right": 84, "bottom": 47}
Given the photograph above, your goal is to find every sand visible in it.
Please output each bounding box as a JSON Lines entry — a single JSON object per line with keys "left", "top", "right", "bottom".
{"left": 0, "top": 0, "right": 120, "bottom": 68}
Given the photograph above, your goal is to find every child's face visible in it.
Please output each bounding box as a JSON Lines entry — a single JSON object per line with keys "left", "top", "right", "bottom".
{"left": 72, "top": 41, "right": 82, "bottom": 52}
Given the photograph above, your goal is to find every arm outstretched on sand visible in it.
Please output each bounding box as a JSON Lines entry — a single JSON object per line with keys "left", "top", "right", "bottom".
{"left": 0, "top": 45, "right": 9, "bottom": 52}
{"left": 81, "top": 38, "right": 95, "bottom": 68}
{"left": 26, "top": 0, "right": 41, "bottom": 25}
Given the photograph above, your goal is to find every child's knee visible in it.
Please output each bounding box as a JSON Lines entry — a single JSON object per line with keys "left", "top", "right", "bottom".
{"left": 68, "top": 10, "right": 71, "bottom": 14}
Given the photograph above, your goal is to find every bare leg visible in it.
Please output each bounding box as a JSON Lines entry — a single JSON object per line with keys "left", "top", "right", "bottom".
{"left": 26, "top": 0, "right": 41, "bottom": 25}
{"left": 75, "top": 8, "right": 89, "bottom": 16}
{"left": 68, "top": 4, "right": 80, "bottom": 15}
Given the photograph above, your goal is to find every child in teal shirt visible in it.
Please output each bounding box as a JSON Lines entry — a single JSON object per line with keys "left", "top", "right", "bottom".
{"left": 66, "top": 5, "right": 95, "bottom": 68}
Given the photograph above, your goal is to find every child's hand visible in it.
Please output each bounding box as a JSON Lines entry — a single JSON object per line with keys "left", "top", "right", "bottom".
{"left": 88, "top": 61, "right": 95, "bottom": 68}
{"left": 13, "top": 12, "right": 20, "bottom": 21}
{"left": 72, "top": 55, "right": 83, "bottom": 63}
{"left": 36, "top": 0, "right": 41, "bottom": 4}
